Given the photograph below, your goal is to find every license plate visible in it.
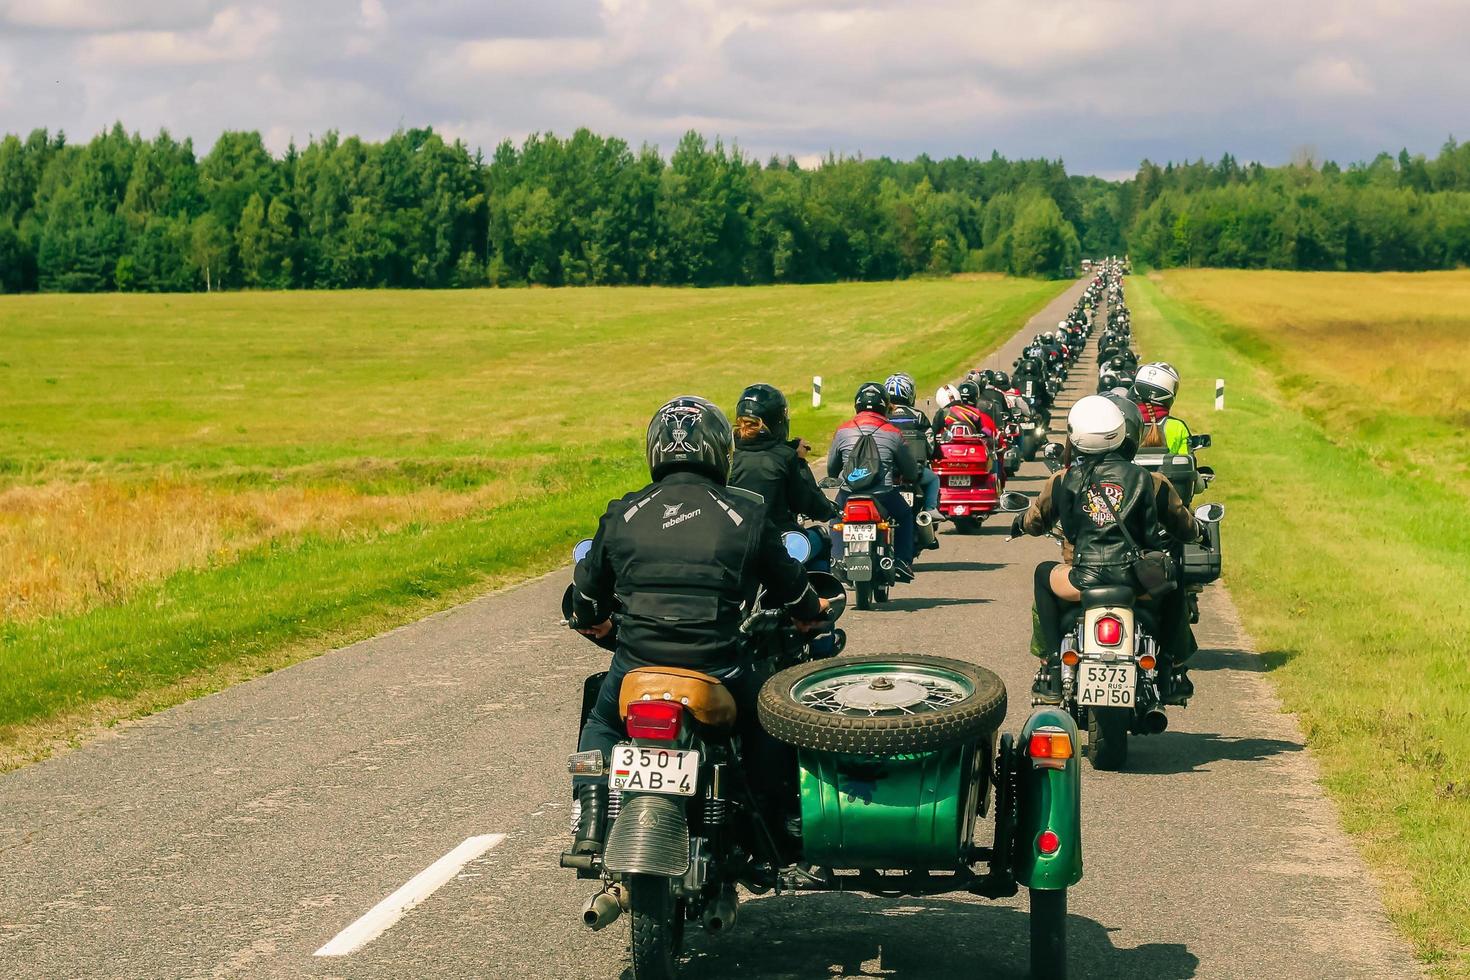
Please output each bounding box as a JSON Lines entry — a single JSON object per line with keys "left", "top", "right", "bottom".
{"left": 844, "top": 523, "right": 878, "bottom": 543}
{"left": 1077, "top": 662, "right": 1137, "bottom": 707}
{"left": 609, "top": 744, "right": 699, "bottom": 796}
{"left": 948, "top": 475, "right": 972, "bottom": 487}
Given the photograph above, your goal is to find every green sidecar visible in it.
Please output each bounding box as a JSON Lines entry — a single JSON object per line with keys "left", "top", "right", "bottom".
{"left": 756, "top": 654, "right": 1083, "bottom": 978}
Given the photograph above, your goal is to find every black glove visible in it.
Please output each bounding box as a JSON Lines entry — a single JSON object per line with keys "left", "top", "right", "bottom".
{"left": 1010, "top": 515, "right": 1026, "bottom": 538}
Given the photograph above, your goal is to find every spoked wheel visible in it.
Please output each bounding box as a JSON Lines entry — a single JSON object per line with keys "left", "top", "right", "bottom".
{"left": 854, "top": 583, "right": 874, "bottom": 610}
{"left": 758, "top": 654, "right": 1008, "bottom": 754}
{"left": 628, "top": 875, "right": 683, "bottom": 980}
{"left": 1029, "top": 888, "right": 1068, "bottom": 980}
{"left": 1085, "top": 708, "right": 1129, "bottom": 770}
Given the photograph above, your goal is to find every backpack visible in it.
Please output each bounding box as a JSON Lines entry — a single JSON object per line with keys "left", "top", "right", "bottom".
{"left": 840, "top": 426, "right": 884, "bottom": 493}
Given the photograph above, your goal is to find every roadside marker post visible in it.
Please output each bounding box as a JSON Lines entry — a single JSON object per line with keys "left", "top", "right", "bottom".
{"left": 813, "top": 376, "right": 822, "bottom": 408}
{"left": 1215, "top": 379, "right": 1225, "bottom": 411}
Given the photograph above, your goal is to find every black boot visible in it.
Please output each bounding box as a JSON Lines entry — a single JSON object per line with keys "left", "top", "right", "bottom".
{"left": 572, "top": 783, "right": 609, "bottom": 855}
{"left": 1161, "top": 669, "right": 1194, "bottom": 706}
{"left": 1031, "top": 658, "right": 1062, "bottom": 704}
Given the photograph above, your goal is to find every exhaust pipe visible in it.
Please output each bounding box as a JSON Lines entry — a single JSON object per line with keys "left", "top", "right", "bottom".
{"left": 581, "top": 886, "right": 627, "bottom": 931}
{"left": 702, "top": 886, "right": 739, "bottom": 933}
{"left": 1142, "top": 707, "right": 1169, "bottom": 734}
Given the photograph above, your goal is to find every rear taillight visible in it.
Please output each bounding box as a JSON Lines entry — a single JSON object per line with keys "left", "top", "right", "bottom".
{"left": 1094, "top": 615, "right": 1123, "bottom": 646}
{"left": 1028, "top": 726, "right": 1073, "bottom": 769}
{"left": 843, "top": 499, "right": 882, "bottom": 523}
{"left": 626, "top": 700, "right": 683, "bottom": 740}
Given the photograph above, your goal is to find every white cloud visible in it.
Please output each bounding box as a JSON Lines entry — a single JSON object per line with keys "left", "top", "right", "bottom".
{"left": 2, "top": 0, "right": 1468, "bottom": 175}
{"left": 1291, "top": 56, "right": 1374, "bottom": 97}
{"left": 77, "top": 5, "right": 281, "bottom": 67}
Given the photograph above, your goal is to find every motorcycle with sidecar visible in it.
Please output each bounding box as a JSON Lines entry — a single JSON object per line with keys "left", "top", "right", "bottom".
{"left": 559, "top": 534, "right": 1084, "bottom": 979}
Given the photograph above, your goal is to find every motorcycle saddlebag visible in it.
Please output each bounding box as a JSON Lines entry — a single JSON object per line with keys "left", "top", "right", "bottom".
{"left": 1181, "top": 536, "right": 1221, "bottom": 585}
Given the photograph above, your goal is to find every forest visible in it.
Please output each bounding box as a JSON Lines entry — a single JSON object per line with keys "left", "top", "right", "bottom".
{"left": 4, "top": 123, "right": 1470, "bottom": 293}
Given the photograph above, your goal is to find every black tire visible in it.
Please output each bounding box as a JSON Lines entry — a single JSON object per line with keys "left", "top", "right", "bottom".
{"left": 1029, "top": 888, "right": 1067, "bottom": 980}
{"left": 1086, "top": 708, "right": 1129, "bottom": 770}
{"left": 874, "top": 585, "right": 890, "bottom": 603}
{"left": 854, "top": 582, "right": 874, "bottom": 610}
{"left": 758, "top": 654, "right": 1008, "bottom": 755}
{"left": 628, "top": 875, "right": 681, "bottom": 980}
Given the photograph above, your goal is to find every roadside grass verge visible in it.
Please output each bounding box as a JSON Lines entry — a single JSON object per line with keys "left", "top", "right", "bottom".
{"left": 1130, "top": 272, "right": 1470, "bottom": 976}
{"left": 0, "top": 277, "right": 1064, "bottom": 765}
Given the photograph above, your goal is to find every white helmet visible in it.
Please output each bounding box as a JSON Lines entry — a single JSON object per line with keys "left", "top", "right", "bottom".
{"left": 1133, "top": 363, "right": 1179, "bottom": 405}
{"left": 935, "top": 383, "right": 960, "bottom": 409}
{"left": 1057, "top": 320, "right": 1068, "bottom": 331}
{"left": 1067, "top": 395, "right": 1126, "bottom": 454}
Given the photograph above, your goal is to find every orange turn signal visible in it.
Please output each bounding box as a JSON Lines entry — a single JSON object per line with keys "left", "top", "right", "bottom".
{"left": 1061, "top": 650, "right": 1080, "bottom": 667}
{"left": 1138, "top": 654, "right": 1157, "bottom": 671}
{"left": 1028, "top": 727, "right": 1074, "bottom": 768}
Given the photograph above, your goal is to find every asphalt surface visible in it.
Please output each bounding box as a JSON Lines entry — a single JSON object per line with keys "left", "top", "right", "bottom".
{"left": 0, "top": 279, "right": 1421, "bottom": 979}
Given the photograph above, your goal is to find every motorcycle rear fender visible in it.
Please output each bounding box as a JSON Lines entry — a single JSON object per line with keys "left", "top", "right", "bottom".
{"left": 603, "top": 793, "right": 691, "bottom": 878}
{"left": 1082, "top": 606, "right": 1134, "bottom": 659}
{"left": 1013, "top": 707, "right": 1083, "bottom": 890}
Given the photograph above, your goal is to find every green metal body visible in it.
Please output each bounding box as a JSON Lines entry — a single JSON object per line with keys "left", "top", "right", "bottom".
{"left": 796, "top": 743, "right": 982, "bottom": 870}
{"left": 1013, "top": 707, "right": 1084, "bottom": 890}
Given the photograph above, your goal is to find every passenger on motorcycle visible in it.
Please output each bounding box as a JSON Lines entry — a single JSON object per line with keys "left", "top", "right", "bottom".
{"left": 568, "top": 396, "right": 827, "bottom": 854}
{"left": 729, "top": 383, "right": 838, "bottom": 532}
{"left": 935, "top": 380, "right": 999, "bottom": 438}
{"left": 884, "top": 373, "right": 943, "bottom": 521}
{"left": 1010, "top": 396, "right": 1199, "bottom": 701}
{"left": 827, "top": 383, "right": 922, "bottom": 579}
{"left": 1131, "top": 362, "right": 1194, "bottom": 455}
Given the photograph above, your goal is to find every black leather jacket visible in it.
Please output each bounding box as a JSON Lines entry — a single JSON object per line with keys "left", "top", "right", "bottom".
{"left": 572, "top": 471, "right": 821, "bottom": 669}
{"left": 1055, "top": 456, "right": 1174, "bottom": 569}
{"left": 729, "top": 432, "right": 838, "bottom": 530}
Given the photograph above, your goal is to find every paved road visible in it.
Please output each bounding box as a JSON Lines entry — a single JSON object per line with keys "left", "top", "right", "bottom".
{"left": 0, "top": 280, "right": 1420, "bottom": 979}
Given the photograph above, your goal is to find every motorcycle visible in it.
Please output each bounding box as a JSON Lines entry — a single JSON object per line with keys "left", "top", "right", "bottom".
{"left": 932, "top": 425, "right": 1004, "bottom": 534}
{"left": 820, "top": 476, "right": 902, "bottom": 611}
{"left": 1133, "top": 435, "right": 1220, "bottom": 624}
{"left": 1025, "top": 501, "right": 1226, "bottom": 771}
{"left": 560, "top": 530, "right": 1085, "bottom": 979}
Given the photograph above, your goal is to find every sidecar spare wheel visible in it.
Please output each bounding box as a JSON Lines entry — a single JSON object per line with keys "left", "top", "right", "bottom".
{"left": 758, "top": 655, "right": 1007, "bottom": 755}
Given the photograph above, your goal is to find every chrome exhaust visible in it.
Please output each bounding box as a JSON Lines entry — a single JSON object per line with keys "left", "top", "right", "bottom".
{"left": 702, "top": 886, "right": 739, "bottom": 933}
{"left": 1143, "top": 707, "right": 1169, "bottom": 734}
{"left": 581, "top": 885, "right": 627, "bottom": 931}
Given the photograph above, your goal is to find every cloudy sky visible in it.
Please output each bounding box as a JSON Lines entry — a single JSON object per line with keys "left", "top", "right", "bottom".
{"left": 1, "top": 0, "right": 1467, "bottom": 177}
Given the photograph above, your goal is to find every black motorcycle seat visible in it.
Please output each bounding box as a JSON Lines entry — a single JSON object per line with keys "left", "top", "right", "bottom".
{"left": 1081, "top": 585, "right": 1135, "bottom": 607}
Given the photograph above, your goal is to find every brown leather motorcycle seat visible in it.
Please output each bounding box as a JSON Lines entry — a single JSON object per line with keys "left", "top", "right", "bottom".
{"left": 619, "top": 667, "right": 737, "bottom": 731}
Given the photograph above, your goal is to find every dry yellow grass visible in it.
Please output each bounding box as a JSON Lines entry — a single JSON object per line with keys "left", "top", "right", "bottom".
{"left": 0, "top": 477, "right": 515, "bottom": 622}
{"left": 1157, "top": 269, "right": 1470, "bottom": 487}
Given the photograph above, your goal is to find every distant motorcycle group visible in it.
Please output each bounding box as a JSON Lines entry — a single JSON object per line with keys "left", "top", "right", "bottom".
{"left": 552, "top": 258, "right": 1224, "bottom": 978}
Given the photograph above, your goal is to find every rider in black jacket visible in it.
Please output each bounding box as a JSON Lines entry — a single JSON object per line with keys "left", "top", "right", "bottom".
{"left": 729, "top": 383, "right": 838, "bottom": 531}
{"left": 569, "top": 395, "right": 826, "bottom": 853}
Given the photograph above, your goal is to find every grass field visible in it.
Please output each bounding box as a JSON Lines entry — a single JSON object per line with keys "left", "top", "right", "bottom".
{"left": 1131, "top": 270, "right": 1470, "bottom": 976}
{"left": 0, "top": 276, "right": 1064, "bottom": 766}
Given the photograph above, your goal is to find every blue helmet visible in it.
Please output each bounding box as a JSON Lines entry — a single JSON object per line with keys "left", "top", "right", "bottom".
{"left": 884, "top": 373, "right": 916, "bottom": 407}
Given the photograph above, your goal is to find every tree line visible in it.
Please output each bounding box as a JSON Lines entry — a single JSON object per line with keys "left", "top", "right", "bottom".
{"left": 4, "top": 123, "right": 1470, "bottom": 293}
{"left": 0, "top": 124, "right": 1084, "bottom": 293}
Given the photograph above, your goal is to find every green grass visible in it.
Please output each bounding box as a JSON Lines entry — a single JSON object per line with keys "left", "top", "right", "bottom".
{"left": 0, "top": 276, "right": 1064, "bottom": 763}
{"left": 1130, "top": 273, "right": 1470, "bottom": 976}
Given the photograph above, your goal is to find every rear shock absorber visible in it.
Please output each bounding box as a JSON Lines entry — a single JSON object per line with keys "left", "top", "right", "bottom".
{"left": 703, "top": 764, "right": 728, "bottom": 827}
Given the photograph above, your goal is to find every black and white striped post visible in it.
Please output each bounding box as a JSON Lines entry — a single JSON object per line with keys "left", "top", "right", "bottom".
{"left": 812, "top": 375, "right": 822, "bottom": 408}
{"left": 1215, "top": 378, "right": 1225, "bottom": 411}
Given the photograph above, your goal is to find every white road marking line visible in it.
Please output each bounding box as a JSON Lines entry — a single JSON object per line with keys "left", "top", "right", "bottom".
{"left": 314, "top": 833, "right": 506, "bottom": 957}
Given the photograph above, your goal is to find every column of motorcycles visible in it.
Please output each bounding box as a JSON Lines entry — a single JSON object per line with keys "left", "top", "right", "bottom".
{"left": 554, "top": 259, "right": 1229, "bottom": 979}
{"left": 1029, "top": 264, "right": 1228, "bottom": 770}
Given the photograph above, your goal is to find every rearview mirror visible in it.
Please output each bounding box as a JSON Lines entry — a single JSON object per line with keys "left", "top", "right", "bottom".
{"left": 571, "top": 538, "right": 594, "bottom": 563}
{"left": 817, "top": 476, "right": 841, "bottom": 490}
{"left": 1194, "top": 503, "right": 1225, "bottom": 523}
{"left": 781, "top": 530, "right": 813, "bottom": 564}
{"left": 999, "top": 491, "right": 1031, "bottom": 513}
{"left": 1189, "top": 434, "right": 1212, "bottom": 451}
{"left": 1042, "top": 442, "right": 1063, "bottom": 460}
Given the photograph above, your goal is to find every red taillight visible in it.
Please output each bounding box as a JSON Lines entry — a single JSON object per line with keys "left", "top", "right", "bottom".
{"left": 1037, "top": 830, "right": 1061, "bottom": 855}
{"left": 843, "top": 499, "right": 882, "bottom": 523}
{"left": 625, "top": 700, "right": 683, "bottom": 740}
{"left": 1094, "top": 615, "right": 1123, "bottom": 646}
{"left": 1028, "top": 727, "right": 1073, "bottom": 764}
